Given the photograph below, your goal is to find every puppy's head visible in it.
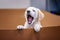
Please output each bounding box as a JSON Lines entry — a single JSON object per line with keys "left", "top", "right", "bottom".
{"left": 25, "top": 7, "right": 44, "bottom": 24}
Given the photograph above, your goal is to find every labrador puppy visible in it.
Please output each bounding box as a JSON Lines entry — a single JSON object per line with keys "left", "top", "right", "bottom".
{"left": 17, "top": 7, "right": 44, "bottom": 32}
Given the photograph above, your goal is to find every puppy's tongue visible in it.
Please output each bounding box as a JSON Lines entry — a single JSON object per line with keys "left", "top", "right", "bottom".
{"left": 28, "top": 17, "right": 32, "bottom": 24}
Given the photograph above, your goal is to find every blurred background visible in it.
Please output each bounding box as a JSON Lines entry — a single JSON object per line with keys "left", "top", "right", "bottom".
{"left": 0, "top": 0, "right": 60, "bottom": 29}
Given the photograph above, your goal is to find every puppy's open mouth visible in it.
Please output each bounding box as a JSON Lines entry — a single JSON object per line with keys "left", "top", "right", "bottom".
{"left": 27, "top": 14, "right": 34, "bottom": 24}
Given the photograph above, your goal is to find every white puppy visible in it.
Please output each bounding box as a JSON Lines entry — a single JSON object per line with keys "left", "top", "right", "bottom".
{"left": 17, "top": 7, "right": 44, "bottom": 32}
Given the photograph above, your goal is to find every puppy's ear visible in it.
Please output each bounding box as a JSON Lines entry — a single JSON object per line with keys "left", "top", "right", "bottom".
{"left": 24, "top": 10, "right": 27, "bottom": 21}
{"left": 38, "top": 9, "right": 44, "bottom": 20}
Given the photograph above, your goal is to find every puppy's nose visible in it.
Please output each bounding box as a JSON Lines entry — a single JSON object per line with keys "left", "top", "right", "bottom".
{"left": 27, "top": 11, "right": 30, "bottom": 13}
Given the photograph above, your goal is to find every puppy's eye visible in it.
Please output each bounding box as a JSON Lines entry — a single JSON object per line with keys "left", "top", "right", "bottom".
{"left": 33, "top": 10, "right": 35, "bottom": 12}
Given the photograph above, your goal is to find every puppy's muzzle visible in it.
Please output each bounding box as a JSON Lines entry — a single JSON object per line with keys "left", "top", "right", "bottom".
{"left": 27, "top": 11, "right": 34, "bottom": 24}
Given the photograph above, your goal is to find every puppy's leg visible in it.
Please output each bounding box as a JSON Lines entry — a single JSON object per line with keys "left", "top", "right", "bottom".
{"left": 17, "top": 22, "right": 28, "bottom": 29}
{"left": 24, "top": 22, "right": 28, "bottom": 29}
{"left": 34, "top": 23, "right": 42, "bottom": 32}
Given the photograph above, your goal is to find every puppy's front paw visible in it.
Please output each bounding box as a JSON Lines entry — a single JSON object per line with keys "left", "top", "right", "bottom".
{"left": 34, "top": 26, "right": 40, "bottom": 32}
{"left": 17, "top": 25, "right": 23, "bottom": 29}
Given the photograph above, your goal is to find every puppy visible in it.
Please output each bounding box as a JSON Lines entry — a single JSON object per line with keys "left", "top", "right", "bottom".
{"left": 17, "top": 7, "right": 44, "bottom": 32}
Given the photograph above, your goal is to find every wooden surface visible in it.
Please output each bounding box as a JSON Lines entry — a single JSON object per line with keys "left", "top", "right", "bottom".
{"left": 0, "top": 9, "right": 60, "bottom": 29}
{"left": 0, "top": 9, "right": 60, "bottom": 40}
{"left": 0, "top": 26, "right": 60, "bottom": 40}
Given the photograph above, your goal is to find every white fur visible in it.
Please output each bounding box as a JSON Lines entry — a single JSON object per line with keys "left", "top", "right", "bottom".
{"left": 17, "top": 7, "right": 44, "bottom": 32}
